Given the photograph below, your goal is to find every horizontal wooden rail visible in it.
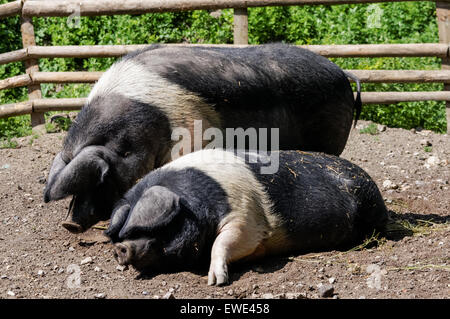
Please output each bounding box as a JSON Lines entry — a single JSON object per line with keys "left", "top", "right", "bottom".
{"left": 347, "top": 70, "right": 450, "bottom": 83}
{"left": 0, "top": 0, "right": 22, "bottom": 19}
{"left": 361, "top": 91, "right": 450, "bottom": 103}
{"left": 0, "top": 43, "right": 448, "bottom": 66}
{"left": 2, "top": 92, "right": 450, "bottom": 119}
{"left": 0, "top": 73, "right": 31, "bottom": 90}
{"left": 33, "top": 98, "right": 85, "bottom": 112}
{"left": 2, "top": 70, "right": 450, "bottom": 91}
{"left": 0, "top": 101, "right": 32, "bottom": 118}
{"left": 21, "top": 0, "right": 441, "bottom": 17}
{"left": 0, "top": 48, "right": 28, "bottom": 65}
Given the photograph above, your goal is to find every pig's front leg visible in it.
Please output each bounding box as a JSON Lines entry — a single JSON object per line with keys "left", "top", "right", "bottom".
{"left": 208, "top": 222, "right": 264, "bottom": 286}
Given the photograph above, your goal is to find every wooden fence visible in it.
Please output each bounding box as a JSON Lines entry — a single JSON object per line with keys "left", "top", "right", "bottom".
{"left": 1, "top": 0, "right": 450, "bottom": 133}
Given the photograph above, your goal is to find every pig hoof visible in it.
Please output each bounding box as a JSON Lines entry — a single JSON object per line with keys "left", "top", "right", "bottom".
{"left": 215, "top": 274, "right": 229, "bottom": 286}
{"left": 207, "top": 270, "right": 229, "bottom": 286}
{"left": 61, "top": 221, "right": 83, "bottom": 233}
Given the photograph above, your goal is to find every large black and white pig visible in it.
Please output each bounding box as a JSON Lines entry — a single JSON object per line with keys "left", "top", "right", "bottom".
{"left": 105, "top": 149, "right": 387, "bottom": 286}
{"left": 44, "top": 43, "right": 362, "bottom": 233}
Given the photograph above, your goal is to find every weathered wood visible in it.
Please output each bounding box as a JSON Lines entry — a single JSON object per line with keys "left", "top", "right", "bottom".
{"left": 21, "top": 43, "right": 450, "bottom": 60}
{"left": 0, "top": 0, "right": 22, "bottom": 19}
{"left": 33, "top": 98, "right": 86, "bottom": 112}
{"left": 234, "top": 8, "right": 248, "bottom": 45}
{"left": 20, "top": 15, "right": 45, "bottom": 127}
{"left": 347, "top": 70, "right": 450, "bottom": 83}
{"left": 0, "top": 101, "right": 32, "bottom": 119}
{"left": 1, "top": 43, "right": 447, "bottom": 66}
{"left": 0, "top": 74, "right": 31, "bottom": 90}
{"left": 0, "top": 48, "right": 28, "bottom": 65}
{"left": 359, "top": 91, "right": 450, "bottom": 104}
{"left": 437, "top": 1, "right": 450, "bottom": 134}
{"left": 21, "top": 0, "right": 440, "bottom": 17}
{"left": 31, "top": 71, "right": 103, "bottom": 83}
{"left": 301, "top": 43, "right": 450, "bottom": 58}
{"left": 27, "top": 44, "right": 149, "bottom": 59}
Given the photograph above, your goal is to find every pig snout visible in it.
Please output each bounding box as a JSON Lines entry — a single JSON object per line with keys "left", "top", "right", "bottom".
{"left": 60, "top": 195, "right": 105, "bottom": 234}
{"left": 61, "top": 220, "right": 84, "bottom": 234}
{"left": 114, "top": 242, "right": 133, "bottom": 265}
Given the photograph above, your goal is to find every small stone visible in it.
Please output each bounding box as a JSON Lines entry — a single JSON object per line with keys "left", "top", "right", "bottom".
{"left": 426, "top": 156, "right": 440, "bottom": 167}
{"left": 80, "top": 257, "right": 93, "bottom": 265}
{"left": 161, "top": 280, "right": 167, "bottom": 286}
{"left": 94, "top": 266, "right": 101, "bottom": 272}
{"left": 377, "top": 124, "right": 387, "bottom": 132}
{"left": 94, "top": 293, "right": 106, "bottom": 299}
{"left": 1, "top": 275, "right": 8, "bottom": 279}
{"left": 162, "top": 292, "right": 175, "bottom": 299}
{"left": 328, "top": 277, "right": 336, "bottom": 284}
{"left": 420, "top": 139, "right": 432, "bottom": 146}
{"left": 227, "top": 289, "right": 234, "bottom": 296}
{"left": 116, "top": 265, "right": 128, "bottom": 271}
{"left": 382, "top": 180, "right": 398, "bottom": 190}
{"left": 261, "top": 293, "right": 274, "bottom": 299}
{"left": 142, "top": 291, "right": 149, "bottom": 295}
{"left": 317, "top": 283, "right": 334, "bottom": 298}
{"left": 7, "top": 291, "right": 15, "bottom": 297}
{"left": 37, "top": 270, "right": 45, "bottom": 277}
{"left": 285, "top": 292, "right": 307, "bottom": 299}
{"left": 68, "top": 247, "right": 75, "bottom": 252}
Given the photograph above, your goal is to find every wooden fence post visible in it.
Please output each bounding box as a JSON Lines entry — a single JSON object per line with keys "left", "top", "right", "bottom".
{"left": 20, "top": 14, "right": 45, "bottom": 127}
{"left": 436, "top": 1, "right": 450, "bottom": 134}
{"left": 233, "top": 8, "right": 248, "bottom": 45}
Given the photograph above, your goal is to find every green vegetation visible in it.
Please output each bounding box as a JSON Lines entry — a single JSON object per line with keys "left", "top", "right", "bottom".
{"left": 424, "top": 145, "right": 432, "bottom": 152}
{"left": 0, "top": 138, "right": 18, "bottom": 149}
{"left": 0, "top": 1, "right": 446, "bottom": 141}
{"left": 359, "top": 122, "right": 379, "bottom": 135}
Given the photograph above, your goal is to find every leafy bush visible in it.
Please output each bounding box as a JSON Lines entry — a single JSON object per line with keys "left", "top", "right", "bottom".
{"left": 0, "top": 1, "right": 446, "bottom": 139}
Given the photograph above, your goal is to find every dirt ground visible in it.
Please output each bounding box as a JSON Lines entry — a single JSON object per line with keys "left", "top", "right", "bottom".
{"left": 0, "top": 120, "right": 448, "bottom": 299}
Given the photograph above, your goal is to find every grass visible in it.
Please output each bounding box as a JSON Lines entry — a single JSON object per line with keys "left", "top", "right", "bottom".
{"left": 359, "top": 123, "right": 379, "bottom": 135}
{"left": 0, "top": 138, "right": 18, "bottom": 149}
{"left": 423, "top": 146, "right": 432, "bottom": 153}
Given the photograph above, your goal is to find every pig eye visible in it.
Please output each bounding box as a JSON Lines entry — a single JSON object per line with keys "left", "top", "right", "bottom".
{"left": 118, "top": 151, "right": 131, "bottom": 158}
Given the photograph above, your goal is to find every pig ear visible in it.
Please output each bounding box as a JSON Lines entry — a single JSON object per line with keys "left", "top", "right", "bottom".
{"left": 44, "top": 152, "right": 67, "bottom": 199}
{"left": 104, "top": 200, "right": 131, "bottom": 242}
{"left": 43, "top": 147, "right": 109, "bottom": 202}
{"left": 118, "top": 186, "right": 183, "bottom": 239}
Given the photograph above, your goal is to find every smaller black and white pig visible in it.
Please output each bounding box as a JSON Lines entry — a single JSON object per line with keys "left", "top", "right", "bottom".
{"left": 105, "top": 149, "right": 388, "bottom": 286}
